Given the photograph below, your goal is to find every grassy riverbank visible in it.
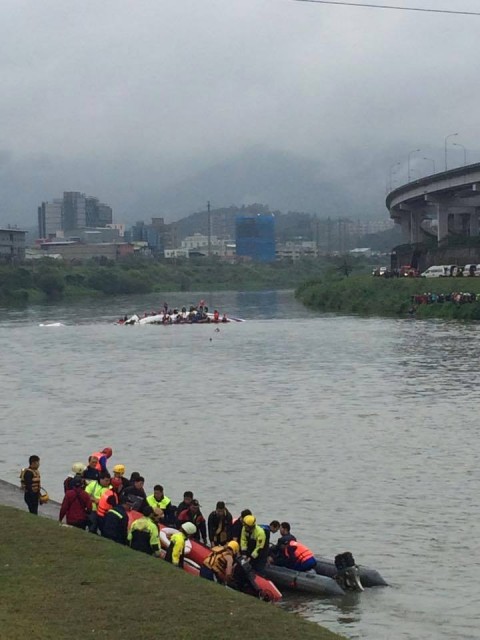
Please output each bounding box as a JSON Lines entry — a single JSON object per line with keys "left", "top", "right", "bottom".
{"left": 0, "top": 256, "right": 374, "bottom": 306}
{"left": 296, "top": 275, "right": 480, "bottom": 320}
{"left": 0, "top": 505, "right": 344, "bottom": 640}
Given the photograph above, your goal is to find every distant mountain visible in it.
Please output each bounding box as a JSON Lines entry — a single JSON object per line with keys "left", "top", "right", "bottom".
{"left": 0, "top": 145, "right": 387, "bottom": 230}
{"left": 134, "top": 147, "right": 374, "bottom": 221}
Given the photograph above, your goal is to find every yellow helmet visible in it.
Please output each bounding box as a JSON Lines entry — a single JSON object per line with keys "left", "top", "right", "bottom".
{"left": 227, "top": 540, "right": 240, "bottom": 555}
{"left": 243, "top": 515, "right": 256, "bottom": 528}
{"left": 113, "top": 464, "right": 125, "bottom": 475}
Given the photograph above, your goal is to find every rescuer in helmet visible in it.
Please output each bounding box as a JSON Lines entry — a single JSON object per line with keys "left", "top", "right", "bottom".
{"left": 240, "top": 514, "right": 268, "bottom": 574}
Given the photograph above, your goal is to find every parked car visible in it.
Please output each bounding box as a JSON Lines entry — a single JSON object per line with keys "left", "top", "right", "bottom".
{"left": 462, "top": 264, "right": 480, "bottom": 277}
{"left": 372, "top": 266, "right": 388, "bottom": 276}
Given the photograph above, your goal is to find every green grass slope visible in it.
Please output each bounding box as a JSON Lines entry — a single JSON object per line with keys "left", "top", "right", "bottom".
{"left": 0, "top": 506, "right": 345, "bottom": 640}
{"left": 296, "top": 275, "right": 480, "bottom": 320}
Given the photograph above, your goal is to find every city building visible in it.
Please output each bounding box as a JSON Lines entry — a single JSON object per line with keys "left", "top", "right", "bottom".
{"left": 125, "top": 217, "right": 173, "bottom": 254}
{"left": 0, "top": 228, "right": 27, "bottom": 261}
{"left": 37, "top": 191, "right": 113, "bottom": 238}
{"left": 38, "top": 200, "right": 62, "bottom": 238}
{"left": 235, "top": 214, "right": 275, "bottom": 263}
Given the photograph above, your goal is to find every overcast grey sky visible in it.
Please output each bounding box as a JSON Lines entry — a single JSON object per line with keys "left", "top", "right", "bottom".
{"left": 1, "top": 0, "right": 480, "bottom": 226}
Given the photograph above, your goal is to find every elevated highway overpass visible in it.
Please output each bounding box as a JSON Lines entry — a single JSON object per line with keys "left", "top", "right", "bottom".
{"left": 386, "top": 163, "right": 480, "bottom": 244}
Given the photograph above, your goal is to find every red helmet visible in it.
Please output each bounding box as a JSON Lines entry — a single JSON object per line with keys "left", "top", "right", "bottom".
{"left": 102, "top": 447, "right": 113, "bottom": 458}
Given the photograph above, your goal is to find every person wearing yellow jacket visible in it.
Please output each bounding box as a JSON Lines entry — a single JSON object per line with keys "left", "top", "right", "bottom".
{"left": 146, "top": 485, "right": 175, "bottom": 525}
{"left": 240, "top": 514, "right": 268, "bottom": 574}
{"left": 85, "top": 472, "right": 111, "bottom": 533}
{"left": 127, "top": 505, "right": 161, "bottom": 556}
{"left": 164, "top": 522, "right": 197, "bottom": 568}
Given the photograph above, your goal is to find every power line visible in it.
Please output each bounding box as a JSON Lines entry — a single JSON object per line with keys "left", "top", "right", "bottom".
{"left": 290, "top": 0, "right": 480, "bottom": 17}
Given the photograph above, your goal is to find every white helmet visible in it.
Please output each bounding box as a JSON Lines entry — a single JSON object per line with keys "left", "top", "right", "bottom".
{"left": 181, "top": 522, "right": 197, "bottom": 536}
{"left": 72, "top": 462, "right": 86, "bottom": 474}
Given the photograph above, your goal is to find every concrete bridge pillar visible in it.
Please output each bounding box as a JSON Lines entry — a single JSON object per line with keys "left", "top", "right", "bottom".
{"left": 400, "top": 213, "right": 410, "bottom": 240}
{"left": 472, "top": 209, "right": 480, "bottom": 237}
{"left": 411, "top": 210, "right": 423, "bottom": 244}
{"left": 437, "top": 202, "right": 449, "bottom": 242}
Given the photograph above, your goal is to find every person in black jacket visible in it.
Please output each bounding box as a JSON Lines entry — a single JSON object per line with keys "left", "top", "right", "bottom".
{"left": 231, "top": 509, "right": 252, "bottom": 542}
{"left": 208, "top": 501, "right": 233, "bottom": 546}
{"left": 102, "top": 498, "right": 132, "bottom": 544}
{"left": 122, "top": 476, "right": 147, "bottom": 511}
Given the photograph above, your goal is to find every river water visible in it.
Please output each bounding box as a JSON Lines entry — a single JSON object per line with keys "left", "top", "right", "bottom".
{"left": 0, "top": 290, "right": 478, "bottom": 640}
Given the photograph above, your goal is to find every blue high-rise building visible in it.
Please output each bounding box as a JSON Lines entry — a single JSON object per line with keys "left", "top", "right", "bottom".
{"left": 235, "top": 214, "right": 275, "bottom": 263}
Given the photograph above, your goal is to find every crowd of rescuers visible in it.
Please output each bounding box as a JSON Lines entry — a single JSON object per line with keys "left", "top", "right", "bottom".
{"left": 53, "top": 449, "right": 318, "bottom": 582}
{"left": 411, "top": 291, "right": 477, "bottom": 305}
{"left": 118, "top": 300, "right": 229, "bottom": 325}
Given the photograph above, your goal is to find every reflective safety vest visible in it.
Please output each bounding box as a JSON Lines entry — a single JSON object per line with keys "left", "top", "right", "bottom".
{"left": 240, "top": 525, "right": 266, "bottom": 559}
{"left": 165, "top": 532, "right": 187, "bottom": 567}
{"left": 127, "top": 517, "right": 160, "bottom": 554}
{"left": 20, "top": 468, "right": 40, "bottom": 493}
{"left": 283, "top": 540, "right": 314, "bottom": 564}
{"left": 146, "top": 494, "right": 171, "bottom": 510}
{"left": 85, "top": 481, "right": 110, "bottom": 511}
{"left": 97, "top": 489, "right": 118, "bottom": 517}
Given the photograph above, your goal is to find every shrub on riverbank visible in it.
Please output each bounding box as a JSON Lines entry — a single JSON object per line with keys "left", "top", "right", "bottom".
{"left": 0, "top": 505, "right": 343, "bottom": 640}
{"left": 0, "top": 257, "right": 373, "bottom": 305}
{"left": 295, "top": 275, "right": 480, "bottom": 319}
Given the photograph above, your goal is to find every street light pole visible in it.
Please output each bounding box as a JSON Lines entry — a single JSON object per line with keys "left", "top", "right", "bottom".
{"left": 423, "top": 157, "right": 436, "bottom": 175}
{"left": 444, "top": 132, "right": 458, "bottom": 171}
{"left": 453, "top": 142, "right": 467, "bottom": 166}
{"left": 408, "top": 149, "right": 420, "bottom": 182}
{"left": 389, "top": 161, "right": 401, "bottom": 191}
{"left": 207, "top": 200, "right": 211, "bottom": 257}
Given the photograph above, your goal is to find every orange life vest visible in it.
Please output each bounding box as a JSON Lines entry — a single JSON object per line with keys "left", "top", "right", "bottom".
{"left": 91, "top": 451, "right": 105, "bottom": 472}
{"left": 97, "top": 489, "right": 118, "bottom": 517}
{"left": 203, "top": 545, "right": 232, "bottom": 576}
{"left": 20, "top": 468, "right": 40, "bottom": 493}
{"left": 284, "top": 540, "right": 314, "bottom": 564}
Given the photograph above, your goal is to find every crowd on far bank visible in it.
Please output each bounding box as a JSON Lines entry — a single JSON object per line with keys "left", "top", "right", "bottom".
{"left": 411, "top": 291, "right": 477, "bottom": 305}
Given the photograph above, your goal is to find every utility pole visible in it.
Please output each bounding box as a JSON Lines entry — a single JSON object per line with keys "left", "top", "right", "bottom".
{"left": 207, "top": 200, "right": 211, "bottom": 257}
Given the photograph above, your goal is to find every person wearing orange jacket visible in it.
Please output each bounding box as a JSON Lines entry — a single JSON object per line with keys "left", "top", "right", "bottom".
{"left": 97, "top": 477, "right": 122, "bottom": 534}
{"left": 270, "top": 523, "right": 317, "bottom": 572}
{"left": 90, "top": 447, "right": 113, "bottom": 473}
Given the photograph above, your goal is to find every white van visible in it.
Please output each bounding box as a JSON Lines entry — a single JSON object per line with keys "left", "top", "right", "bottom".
{"left": 421, "top": 265, "right": 459, "bottom": 278}
{"left": 462, "top": 264, "right": 480, "bottom": 277}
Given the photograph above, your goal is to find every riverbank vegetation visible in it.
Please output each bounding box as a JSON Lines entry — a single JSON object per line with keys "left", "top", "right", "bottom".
{"left": 0, "top": 505, "right": 344, "bottom": 640}
{"left": 296, "top": 275, "right": 480, "bottom": 320}
{"left": 0, "top": 256, "right": 373, "bottom": 305}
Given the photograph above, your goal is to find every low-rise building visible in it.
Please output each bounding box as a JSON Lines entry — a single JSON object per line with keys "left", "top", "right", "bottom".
{"left": 164, "top": 248, "right": 189, "bottom": 259}
{"left": 38, "top": 240, "right": 134, "bottom": 262}
{"left": 276, "top": 241, "right": 317, "bottom": 261}
{"left": 0, "top": 228, "right": 27, "bottom": 261}
{"left": 180, "top": 233, "right": 226, "bottom": 256}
